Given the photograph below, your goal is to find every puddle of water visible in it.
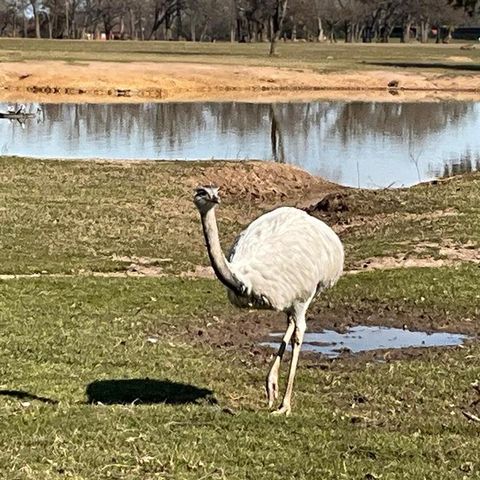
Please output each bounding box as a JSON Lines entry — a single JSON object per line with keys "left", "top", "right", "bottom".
{"left": 261, "top": 326, "right": 470, "bottom": 358}
{"left": 1, "top": 101, "right": 480, "bottom": 188}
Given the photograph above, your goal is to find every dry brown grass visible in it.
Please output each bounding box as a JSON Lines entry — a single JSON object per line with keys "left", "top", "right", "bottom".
{"left": 1, "top": 40, "right": 480, "bottom": 102}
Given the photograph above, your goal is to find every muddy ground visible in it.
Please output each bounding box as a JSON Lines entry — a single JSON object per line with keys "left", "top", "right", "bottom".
{"left": 176, "top": 299, "right": 479, "bottom": 366}
{"left": 2, "top": 61, "right": 480, "bottom": 103}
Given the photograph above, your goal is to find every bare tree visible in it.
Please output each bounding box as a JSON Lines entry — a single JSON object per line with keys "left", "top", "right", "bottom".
{"left": 29, "top": 0, "right": 41, "bottom": 37}
{"left": 269, "top": 0, "right": 288, "bottom": 55}
{"left": 148, "top": 0, "right": 180, "bottom": 40}
{"left": 0, "top": 0, "right": 476, "bottom": 41}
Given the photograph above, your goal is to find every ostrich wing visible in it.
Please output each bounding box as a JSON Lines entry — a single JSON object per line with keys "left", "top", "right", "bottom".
{"left": 228, "top": 207, "right": 343, "bottom": 311}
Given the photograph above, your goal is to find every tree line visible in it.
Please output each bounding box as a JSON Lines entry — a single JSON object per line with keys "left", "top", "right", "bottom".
{"left": 0, "top": 1, "right": 479, "bottom": 48}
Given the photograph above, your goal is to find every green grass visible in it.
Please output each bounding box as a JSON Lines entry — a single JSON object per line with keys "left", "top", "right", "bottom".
{"left": 0, "top": 275, "right": 479, "bottom": 479}
{"left": 0, "top": 157, "right": 242, "bottom": 275}
{"left": 333, "top": 174, "right": 480, "bottom": 265}
{"left": 0, "top": 38, "right": 479, "bottom": 74}
{"left": 320, "top": 263, "right": 480, "bottom": 322}
{"left": 1, "top": 156, "right": 479, "bottom": 275}
{"left": 1, "top": 156, "right": 479, "bottom": 478}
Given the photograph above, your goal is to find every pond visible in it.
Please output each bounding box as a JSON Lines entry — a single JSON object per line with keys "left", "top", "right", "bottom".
{"left": 1, "top": 101, "right": 479, "bottom": 188}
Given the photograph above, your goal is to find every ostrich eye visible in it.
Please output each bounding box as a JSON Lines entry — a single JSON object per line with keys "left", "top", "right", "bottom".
{"left": 195, "top": 188, "right": 208, "bottom": 196}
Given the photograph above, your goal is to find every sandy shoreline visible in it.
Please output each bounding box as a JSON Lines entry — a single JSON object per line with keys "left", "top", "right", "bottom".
{"left": 1, "top": 60, "right": 480, "bottom": 103}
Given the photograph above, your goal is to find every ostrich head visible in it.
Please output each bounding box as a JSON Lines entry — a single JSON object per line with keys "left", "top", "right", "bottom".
{"left": 193, "top": 186, "right": 220, "bottom": 214}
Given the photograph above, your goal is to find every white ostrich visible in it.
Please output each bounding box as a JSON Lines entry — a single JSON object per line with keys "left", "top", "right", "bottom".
{"left": 193, "top": 186, "right": 344, "bottom": 415}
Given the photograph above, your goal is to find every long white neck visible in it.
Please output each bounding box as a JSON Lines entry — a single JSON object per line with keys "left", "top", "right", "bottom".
{"left": 200, "top": 208, "right": 244, "bottom": 294}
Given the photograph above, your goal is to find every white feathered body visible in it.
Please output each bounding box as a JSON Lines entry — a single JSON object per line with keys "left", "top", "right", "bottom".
{"left": 227, "top": 207, "right": 344, "bottom": 312}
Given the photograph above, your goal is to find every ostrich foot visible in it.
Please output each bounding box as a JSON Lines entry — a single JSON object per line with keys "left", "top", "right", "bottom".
{"left": 271, "top": 404, "right": 291, "bottom": 416}
{"left": 266, "top": 375, "right": 279, "bottom": 409}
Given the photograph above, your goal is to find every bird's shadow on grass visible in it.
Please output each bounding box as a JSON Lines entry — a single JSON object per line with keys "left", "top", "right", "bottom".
{"left": 86, "top": 378, "right": 217, "bottom": 406}
{"left": 0, "top": 389, "right": 58, "bottom": 404}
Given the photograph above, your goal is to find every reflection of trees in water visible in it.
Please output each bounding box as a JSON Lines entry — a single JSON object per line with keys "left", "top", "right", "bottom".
{"left": 42, "top": 103, "right": 272, "bottom": 153}
{"left": 31, "top": 101, "right": 478, "bottom": 148}
{"left": 45, "top": 103, "right": 209, "bottom": 151}
{"left": 38, "top": 102, "right": 338, "bottom": 163}
{"left": 329, "top": 102, "right": 473, "bottom": 145}
{"left": 262, "top": 102, "right": 346, "bottom": 183}
{"left": 270, "top": 106, "right": 285, "bottom": 163}
{"left": 264, "top": 102, "right": 476, "bottom": 184}
{"left": 431, "top": 151, "right": 480, "bottom": 178}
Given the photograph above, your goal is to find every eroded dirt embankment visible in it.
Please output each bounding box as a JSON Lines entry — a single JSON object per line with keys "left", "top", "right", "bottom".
{"left": 2, "top": 61, "right": 480, "bottom": 103}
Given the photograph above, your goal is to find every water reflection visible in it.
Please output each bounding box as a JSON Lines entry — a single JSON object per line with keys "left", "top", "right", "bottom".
{"left": 330, "top": 102, "right": 471, "bottom": 141}
{"left": 438, "top": 151, "right": 480, "bottom": 178}
{"left": 1, "top": 101, "right": 479, "bottom": 188}
{"left": 261, "top": 326, "right": 470, "bottom": 358}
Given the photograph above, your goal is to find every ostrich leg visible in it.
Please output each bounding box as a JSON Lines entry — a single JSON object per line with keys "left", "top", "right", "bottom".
{"left": 266, "top": 315, "right": 295, "bottom": 408}
{"left": 273, "top": 300, "right": 310, "bottom": 416}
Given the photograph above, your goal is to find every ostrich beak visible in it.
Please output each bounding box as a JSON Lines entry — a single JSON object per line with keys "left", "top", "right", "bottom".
{"left": 210, "top": 187, "right": 220, "bottom": 204}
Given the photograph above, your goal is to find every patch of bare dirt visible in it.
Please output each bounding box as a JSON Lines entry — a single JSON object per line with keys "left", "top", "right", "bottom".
{"left": 0, "top": 271, "right": 161, "bottom": 279}
{"left": 438, "top": 242, "right": 480, "bottom": 263}
{"left": 447, "top": 56, "right": 475, "bottom": 63}
{"left": 112, "top": 254, "right": 172, "bottom": 276}
{"left": 332, "top": 208, "right": 458, "bottom": 234}
{"left": 350, "top": 240, "right": 480, "bottom": 273}
{"left": 349, "top": 256, "right": 461, "bottom": 273}
{"left": 180, "top": 265, "right": 215, "bottom": 279}
{"left": 2, "top": 61, "right": 480, "bottom": 103}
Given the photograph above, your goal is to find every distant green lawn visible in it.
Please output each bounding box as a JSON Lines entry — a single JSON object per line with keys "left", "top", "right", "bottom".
{"left": 0, "top": 38, "right": 479, "bottom": 73}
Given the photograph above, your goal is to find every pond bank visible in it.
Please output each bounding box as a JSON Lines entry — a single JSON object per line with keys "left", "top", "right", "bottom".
{"left": 2, "top": 61, "right": 480, "bottom": 103}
